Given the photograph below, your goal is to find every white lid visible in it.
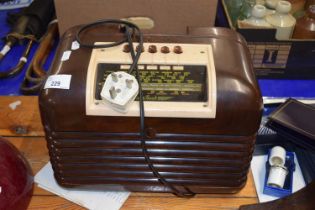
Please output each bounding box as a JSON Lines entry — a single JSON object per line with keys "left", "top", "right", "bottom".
{"left": 276, "top": 1, "right": 292, "bottom": 14}
{"left": 252, "top": 5, "right": 267, "bottom": 18}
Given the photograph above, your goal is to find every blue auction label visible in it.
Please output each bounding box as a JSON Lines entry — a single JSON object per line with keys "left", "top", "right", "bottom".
{"left": 0, "top": 0, "right": 33, "bottom": 10}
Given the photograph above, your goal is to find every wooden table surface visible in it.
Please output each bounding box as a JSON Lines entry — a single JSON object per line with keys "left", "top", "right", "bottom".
{"left": 1, "top": 96, "right": 259, "bottom": 210}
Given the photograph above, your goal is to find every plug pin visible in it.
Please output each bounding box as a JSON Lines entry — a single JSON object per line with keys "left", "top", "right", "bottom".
{"left": 126, "top": 79, "right": 133, "bottom": 89}
{"left": 109, "top": 86, "right": 117, "bottom": 99}
{"left": 111, "top": 73, "right": 118, "bottom": 82}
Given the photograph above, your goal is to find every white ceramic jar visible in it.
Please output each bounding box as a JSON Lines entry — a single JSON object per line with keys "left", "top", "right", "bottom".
{"left": 240, "top": 4, "right": 273, "bottom": 27}
{"left": 266, "top": 1, "right": 296, "bottom": 39}
{"left": 266, "top": 0, "right": 281, "bottom": 9}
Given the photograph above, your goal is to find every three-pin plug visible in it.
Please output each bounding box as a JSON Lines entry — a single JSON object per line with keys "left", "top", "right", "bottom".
{"left": 101, "top": 71, "right": 139, "bottom": 113}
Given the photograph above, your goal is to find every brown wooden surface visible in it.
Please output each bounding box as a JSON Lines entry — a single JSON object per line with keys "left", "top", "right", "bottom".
{"left": 1, "top": 96, "right": 259, "bottom": 209}
{"left": 0, "top": 96, "right": 43, "bottom": 136}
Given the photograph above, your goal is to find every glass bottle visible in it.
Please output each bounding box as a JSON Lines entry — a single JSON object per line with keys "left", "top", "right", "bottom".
{"left": 239, "top": 0, "right": 257, "bottom": 20}
{"left": 226, "top": 0, "right": 244, "bottom": 27}
{"left": 292, "top": 5, "right": 315, "bottom": 38}
{"left": 266, "top": 1, "right": 297, "bottom": 39}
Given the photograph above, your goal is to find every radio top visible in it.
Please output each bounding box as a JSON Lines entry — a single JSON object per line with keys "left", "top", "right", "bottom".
{"left": 40, "top": 26, "right": 262, "bottom": 136}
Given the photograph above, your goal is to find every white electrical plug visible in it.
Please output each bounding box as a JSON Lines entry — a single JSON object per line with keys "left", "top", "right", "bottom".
{"left": 100, "top": 71, "right": 139, "bottom": 113}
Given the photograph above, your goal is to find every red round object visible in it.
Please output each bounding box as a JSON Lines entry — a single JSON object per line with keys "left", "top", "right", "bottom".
{"left": 0, "top": 138, "right": 33, "bottom": 210}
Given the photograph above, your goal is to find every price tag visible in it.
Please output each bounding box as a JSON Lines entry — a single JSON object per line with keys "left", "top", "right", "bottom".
{"left": 44, "top": 75, "right": 72, "bottom": 89}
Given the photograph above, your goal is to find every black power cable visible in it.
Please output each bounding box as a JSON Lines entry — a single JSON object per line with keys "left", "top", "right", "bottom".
{"left": 76, "top": 19, "right": 195, "bottom": 198}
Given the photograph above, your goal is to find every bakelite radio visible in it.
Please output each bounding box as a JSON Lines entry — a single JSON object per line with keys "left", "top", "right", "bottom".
{"left": 39, "top": 24, "right": 262, "bottom": 196}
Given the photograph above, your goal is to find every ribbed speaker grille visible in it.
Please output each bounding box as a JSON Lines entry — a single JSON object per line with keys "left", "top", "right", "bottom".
{"left": 47, "top": 132, "right": 255, "bottom": 193}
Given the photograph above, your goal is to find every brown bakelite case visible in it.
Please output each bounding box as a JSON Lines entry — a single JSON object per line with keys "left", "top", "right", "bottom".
{"left": 39, "top": 26, "right": 263, "bottom": 194}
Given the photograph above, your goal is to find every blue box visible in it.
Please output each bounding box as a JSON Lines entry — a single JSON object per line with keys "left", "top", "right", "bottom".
{"left": 263, "top": 151, "right": 295, "bottom": 198}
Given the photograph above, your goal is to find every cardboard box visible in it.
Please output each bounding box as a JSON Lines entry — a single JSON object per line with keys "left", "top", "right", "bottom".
{"left": 54, "top": 0, "right": 218, "bottom": 36}
{"left": 222, "top": 0, "right": 315, "bottom": 79}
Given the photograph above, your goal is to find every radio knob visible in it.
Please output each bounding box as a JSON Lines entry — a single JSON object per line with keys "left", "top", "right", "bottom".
{"left": 173, "top": 46, "right": 183, "bottom": 54}
{"left": 148, "top": 45, "right": 157, "bottom": 53}
{"left": 161, "top": 46, "right": 170, "bottom": 53}
{"left": 136, "top": 45, "right": 144, "bottom": 52}
{"left": 123, "top": 44, "right": 130, "bottom": 53}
